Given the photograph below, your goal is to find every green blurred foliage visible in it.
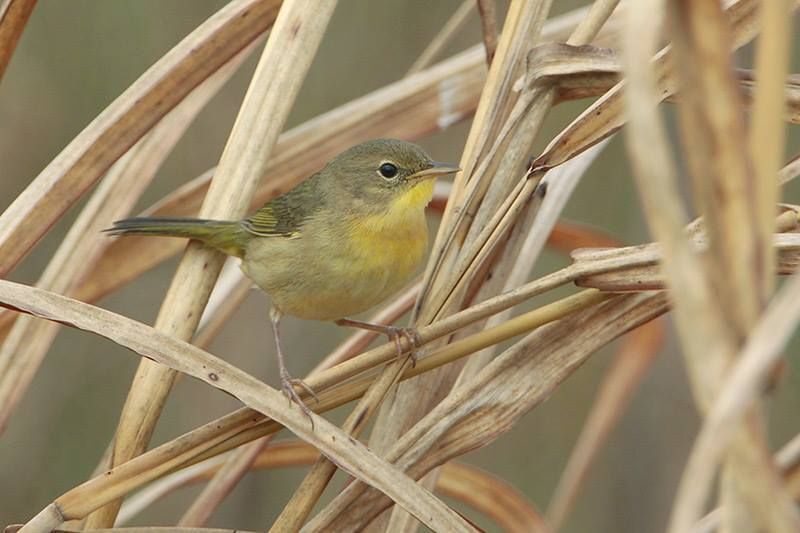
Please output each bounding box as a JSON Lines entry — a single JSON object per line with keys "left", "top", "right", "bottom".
{"left": 1, "top": 2, "right": 799, "bottom": 532}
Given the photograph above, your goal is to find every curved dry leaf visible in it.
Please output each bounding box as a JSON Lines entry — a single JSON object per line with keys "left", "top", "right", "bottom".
{"left": 0, "top": 280, "right": 473, "bottom": 533}
{"left": 525, "top": 42, "right": 619, "bottom": 89}
{"left": 0, "top": 0, "right": 281, "bottom": 276}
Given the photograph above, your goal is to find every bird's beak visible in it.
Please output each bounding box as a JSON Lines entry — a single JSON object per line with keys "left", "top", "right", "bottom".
{"left": 408, "top": 161, "right": 461, "bottom": 181}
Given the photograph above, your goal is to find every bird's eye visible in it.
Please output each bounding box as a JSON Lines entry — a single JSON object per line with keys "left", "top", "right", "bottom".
{"left": 378, "top": 162, "right": 398, "bottom": 179}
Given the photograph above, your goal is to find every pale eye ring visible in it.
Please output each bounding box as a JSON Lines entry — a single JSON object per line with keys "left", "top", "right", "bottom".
{"left": 378, "top": 162, "right": 398, "bottom": 179}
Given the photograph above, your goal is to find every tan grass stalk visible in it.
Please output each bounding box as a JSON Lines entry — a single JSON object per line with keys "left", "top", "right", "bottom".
{"left": 455, "top": 138, "right": 610, "bottom": 385}
{"left": 306, "top": 293, "right": 668, "bottom": 531}
{"left": 119, "top": 441, "right": 544, "bottom": 533}
{"left": 86, "top": 2, "right": 338, "bottom": 527}
{"left": 271, "top": 358, "right": 410, "bottom": 530}
{"left": 0, "top": 0, "right": 281, "bottom": 277}
{"left": 667, "top": 1, "right": 794, "bottom": 530}
{"left": 0, "top": 0, "right": 36, "bottom": 82}
{"left": 417, "top": 0, "right": 554, "bottom": 310}
{"left": 780, "top": 152, "right": 800, "bottom": 184}
{"left": 748, "top": 0, "right": 793, "bottom": 303}
{"left": 6, "top": 286, "right": 608, "bottom": 522}
{"left": 576, "top": 211, "right": 800, "bottom": 291}
{"left": 0, "top": 41, "right": 252, "bottom": 435}
{"left": 26, "top": 219, "right": 800, "bottom": 520}
{"left": 367, "top": 12, "right": 559, "bottom": 526}
{"left": 0, "top": 280, "right": 473, "bottom": 533}
{"left": 476, "top": 0, "right": 499, "bottom": 66}
{"left": 374, "top": 3, "right": 621, "bottom": 528}
{"left": 533, "top": 0, "right": 763, "bottom": 172}
{"left": 624, "top": 0, "right": 797, "bottom": 531}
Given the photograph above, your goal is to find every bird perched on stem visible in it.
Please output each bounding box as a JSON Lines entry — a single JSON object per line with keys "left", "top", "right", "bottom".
{"left": 106, "top": 138, "right": 459, "bottom": 421}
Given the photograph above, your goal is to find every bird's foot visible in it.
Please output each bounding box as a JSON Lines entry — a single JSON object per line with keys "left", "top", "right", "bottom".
{"left": 336, "top": 318, "right": 422, "bottom": 366}
{"left": 280, "top": 368, "right": 319, "bottom": 428}
{"left": 382, "top": 325, "right": 422, "bottom": 367}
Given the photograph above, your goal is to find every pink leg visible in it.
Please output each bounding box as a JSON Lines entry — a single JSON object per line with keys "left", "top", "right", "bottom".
{"left": 270, "top": 307, "right": 318, "bottom": 426}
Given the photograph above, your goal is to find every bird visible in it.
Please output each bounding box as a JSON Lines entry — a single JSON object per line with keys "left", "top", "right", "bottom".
{"left": 105, "top": 138, "right": 459, "bottom": 420}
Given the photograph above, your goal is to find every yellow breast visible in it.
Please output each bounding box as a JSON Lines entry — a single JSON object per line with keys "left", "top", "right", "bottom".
{"left": 347, "top": 179, "right": 434, "bottom": 294}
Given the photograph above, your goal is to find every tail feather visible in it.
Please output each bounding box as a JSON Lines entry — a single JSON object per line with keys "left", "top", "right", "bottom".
{"left": 105, "top": 217, "right": 247, "bottom": 257}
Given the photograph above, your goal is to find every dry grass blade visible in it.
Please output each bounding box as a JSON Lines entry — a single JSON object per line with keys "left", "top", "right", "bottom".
{"left": 668, "top": 0, "right": 795, "bottom": 531}
{"left": 567, "top": 0, "right": 620, "bottom": 45}
{"left": 305, "top": 293, "right": 668, "bottom": 531}
{"left": 418, "top": 0, "right": 554, "bottom": 309}
{"left": 667, "top": 1, "right": 795, "bottom": 530}
{"left": 533, "top": 0, "right": 763, "bottom": 173}
{"left": 87, "top": 2, "right": 337, "bottom": 527}
{"left": 0, "top": 0, "right": 36, "bottom": 82}
{"left": 369, "top": 12, "right": 560, "bottom": 525}
{"left": 374, "top": 3, "right": 623, "bottom": 528}
{"left": 0, "top": 0, "right": 281, "bottom": 277}
{"left": 23, "top": 288, "right": 606, "bottom": 523}
{"left": 0, "top": 42, "right": 251, "bottom": 435}
{"left": 669, "top": 0, "right": 764, "bottom": 335}
{"left": 454, "top": 139, "right": 609, "bottom": 393}
{"left": 748, "top": 0, "right": 792, "bottom": 303}
{"left": 669, "top": 271, "right": 800, "bottom": 531}
{"left": 624, "top": 0, "right": 797, "bottom": 531}
{"left": 780, "top": 152, "right": 800, "bottom": 184}
{"left": 476, "top": 0, "right": 499, "bottom": 66}
{"left": 0, "top": 281, "right": 473, "bottom": 533}
{"left": 118, "top": 441, "right": 543, "bottom": 533}
{"left": 272, "top": 358, "right": 410, "bottom": 531}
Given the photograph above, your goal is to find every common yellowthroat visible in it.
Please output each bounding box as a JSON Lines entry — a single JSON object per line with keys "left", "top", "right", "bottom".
{"left": 106, "top": 139, "right": 459, "bottom": 417}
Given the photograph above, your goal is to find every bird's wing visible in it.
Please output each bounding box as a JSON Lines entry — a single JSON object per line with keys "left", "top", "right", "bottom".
{"left": 241, "top": 180, "right": 317, "bottom": 238}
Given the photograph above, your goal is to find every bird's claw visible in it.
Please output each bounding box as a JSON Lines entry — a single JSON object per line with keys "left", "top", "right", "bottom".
{"left": 280, "top": 370, "right": 318, "bottom": 428}
{"left": 384, "top": 326, "right": 422, "bottom": 367}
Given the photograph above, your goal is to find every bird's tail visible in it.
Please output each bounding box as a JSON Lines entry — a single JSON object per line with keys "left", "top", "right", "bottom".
{"left": 105, "top": 217, "right": 247, "bottom": 257}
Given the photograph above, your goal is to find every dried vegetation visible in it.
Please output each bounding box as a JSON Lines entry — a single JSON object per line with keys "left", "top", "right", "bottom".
{"left": 1, "top": 0, "right": 799, "bottom": 531}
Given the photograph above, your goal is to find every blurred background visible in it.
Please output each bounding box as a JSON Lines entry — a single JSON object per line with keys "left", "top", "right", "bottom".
{"left": 1, "top": 1, "right": 799, "bottom": 531}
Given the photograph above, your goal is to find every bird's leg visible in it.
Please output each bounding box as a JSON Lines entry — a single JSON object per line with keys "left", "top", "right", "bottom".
{"left": 335, "top": 318, "right": 422, "bottom": 366}
{"left": 270, "top": 307, "right": 318, "bottom": 425}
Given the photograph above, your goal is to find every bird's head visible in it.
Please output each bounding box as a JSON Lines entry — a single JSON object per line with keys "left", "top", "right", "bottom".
{"left": 322, "top": 139, "right": 459, "bottom": 215}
